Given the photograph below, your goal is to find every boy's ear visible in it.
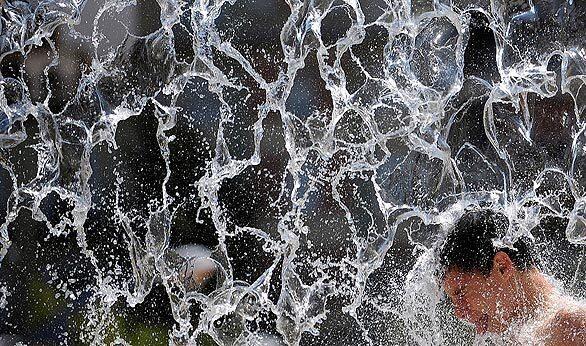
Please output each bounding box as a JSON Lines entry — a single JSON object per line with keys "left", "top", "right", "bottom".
{"left": 492, "top": 251, "right": 515, "bottom": 279}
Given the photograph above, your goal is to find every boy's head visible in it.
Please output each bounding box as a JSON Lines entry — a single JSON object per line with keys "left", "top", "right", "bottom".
{"left": 440, "top": 209, "right": 537, "bottom": 274}
{"left": 439, "top": 209, "right": 538, "bottom": 334}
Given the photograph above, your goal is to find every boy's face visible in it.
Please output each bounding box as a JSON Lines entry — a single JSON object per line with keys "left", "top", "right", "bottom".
{"left": 443, "top": 262, "right": 516, "bottom": 334}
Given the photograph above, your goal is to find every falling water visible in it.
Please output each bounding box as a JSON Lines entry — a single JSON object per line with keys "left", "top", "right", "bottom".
{"left": 0, "top": 0, "right": 584, "bottom": 344}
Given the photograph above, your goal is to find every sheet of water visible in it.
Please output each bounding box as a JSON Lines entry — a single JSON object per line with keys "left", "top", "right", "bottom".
{"left": 0, "top": 0, "right": 584, "bottom": 344}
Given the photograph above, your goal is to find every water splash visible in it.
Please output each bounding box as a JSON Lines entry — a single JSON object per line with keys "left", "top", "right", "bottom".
{"left": 0, "top": 0, "right": 584, "bottom": 344}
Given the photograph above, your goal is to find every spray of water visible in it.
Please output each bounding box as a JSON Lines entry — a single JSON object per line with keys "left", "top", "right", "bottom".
{"left": 0, "top": 0, "right": 584, "bottom": 344}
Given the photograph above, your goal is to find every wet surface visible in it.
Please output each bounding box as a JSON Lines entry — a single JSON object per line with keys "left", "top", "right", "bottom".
{"left": 0, "top": 0, "right": 584, "bottom": 345}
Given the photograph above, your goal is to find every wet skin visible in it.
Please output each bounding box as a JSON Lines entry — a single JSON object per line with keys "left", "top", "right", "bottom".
{"left": 443, "top": 264, "right": 514, "bottom": 334}
{"left": 443, "top": 252, "right": 586, "bottom": 345}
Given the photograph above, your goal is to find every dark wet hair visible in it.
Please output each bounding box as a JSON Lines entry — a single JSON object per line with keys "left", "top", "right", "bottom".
{"left": 439, "top": 209, "right": 538, "bottom": 275}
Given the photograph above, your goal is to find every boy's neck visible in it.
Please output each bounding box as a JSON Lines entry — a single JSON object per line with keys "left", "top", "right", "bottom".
{"left": 513, "top": 269, "right": 556, "bottom": 320}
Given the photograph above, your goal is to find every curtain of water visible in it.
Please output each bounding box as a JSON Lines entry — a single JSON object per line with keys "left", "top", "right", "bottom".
{"left": 0, "top": 0, "right": 584, "bottom": 345}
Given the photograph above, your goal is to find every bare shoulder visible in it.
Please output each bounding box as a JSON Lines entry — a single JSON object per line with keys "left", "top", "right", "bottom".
{"left": 544, "top": 305, "right": 586, "bottom": 346}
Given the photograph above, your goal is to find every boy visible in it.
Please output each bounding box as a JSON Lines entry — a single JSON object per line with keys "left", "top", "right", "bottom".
{"left": 440, "top": 209, "right": 585, "bottom": 345}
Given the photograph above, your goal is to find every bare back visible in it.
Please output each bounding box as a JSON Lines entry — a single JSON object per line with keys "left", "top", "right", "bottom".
{"left": 539, "top": 305, "right": 586, "bottom": 346}
{"left": 511, "top": 296, "right": 586, "bottom": 345}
